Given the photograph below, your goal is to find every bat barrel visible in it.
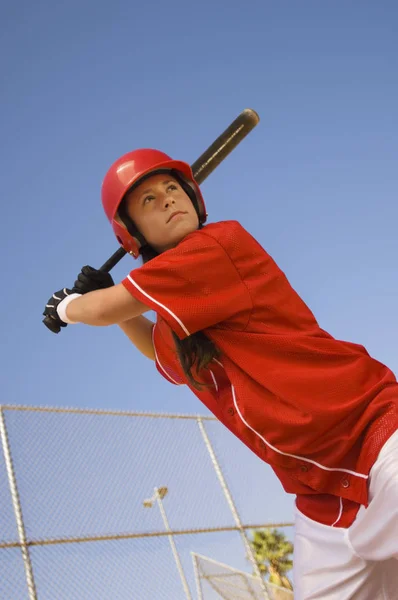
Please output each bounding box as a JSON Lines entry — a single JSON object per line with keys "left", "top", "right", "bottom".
{"left": 192, "top": 108, "right": 260, "bottom": 184}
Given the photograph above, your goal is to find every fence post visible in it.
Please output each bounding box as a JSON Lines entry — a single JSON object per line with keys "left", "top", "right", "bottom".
{"left": 0, "top": 407, "right": 38, "bottom": 600}
{"left": 155, "top": 488, "right": 193, "bottom": 600}
{"left": 197, "top": 417, "right": 271, "bottom": 600}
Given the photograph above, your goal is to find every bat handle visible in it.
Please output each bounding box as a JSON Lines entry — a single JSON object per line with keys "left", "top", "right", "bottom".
{"left": 43, "top": 246, "right": 127, "bottom": 333}
{"left": 98, "top": 246, "right": 127, "bottom": 272}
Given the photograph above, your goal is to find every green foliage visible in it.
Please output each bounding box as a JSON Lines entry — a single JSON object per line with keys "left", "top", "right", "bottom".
{"left": 249, "top": 528, "right": 294, "bottom": 590}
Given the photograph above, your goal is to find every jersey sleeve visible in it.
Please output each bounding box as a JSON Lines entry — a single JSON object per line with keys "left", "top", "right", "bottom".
{"left": 121, "top": 228, "right": 252, "bottom": 339}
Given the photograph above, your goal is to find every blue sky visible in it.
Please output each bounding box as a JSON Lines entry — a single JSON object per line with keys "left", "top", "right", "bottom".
{"left": 1, "top": 0, "right": 398, "bottom": 597}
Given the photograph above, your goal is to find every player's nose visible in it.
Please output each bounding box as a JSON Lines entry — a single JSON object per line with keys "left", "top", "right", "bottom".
{"left": 162, "top": 195, "right": 175, "bottom": 209}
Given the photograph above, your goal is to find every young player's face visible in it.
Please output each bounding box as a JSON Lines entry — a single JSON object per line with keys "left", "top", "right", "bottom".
{"left": 124, "top": 173, "right": 200, "bottom": 252}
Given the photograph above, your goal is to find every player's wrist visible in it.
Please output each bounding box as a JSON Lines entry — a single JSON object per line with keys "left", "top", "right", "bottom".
{"left": 56, "top": 293, "right": 82, "bottom": 324}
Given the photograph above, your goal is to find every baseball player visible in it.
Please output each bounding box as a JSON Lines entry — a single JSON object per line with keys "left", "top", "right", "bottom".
{"left": 44, "top": 149, "right": 398, "bottom": 599}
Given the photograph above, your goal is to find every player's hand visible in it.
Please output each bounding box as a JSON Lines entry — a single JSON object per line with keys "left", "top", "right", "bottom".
{"left": 43, "top": 288, "right": 75, "bottom": 332}
{"left": 72, "top": 266, "right": 114, "bottom": 294}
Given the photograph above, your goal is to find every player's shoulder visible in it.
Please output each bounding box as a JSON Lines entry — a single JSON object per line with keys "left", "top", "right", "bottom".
{"left": 198, "top": 220, "right": 251, "bottom": 243}
{"left": 177, "top": 220, "right": 262, "bottom": 261}
{"left": 197, "top": 220, "right": 263, "bottom": 254}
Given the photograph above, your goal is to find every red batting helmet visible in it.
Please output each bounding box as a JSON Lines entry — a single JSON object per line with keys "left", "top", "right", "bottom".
{"left": 101, "top": 148, "right": 207, "bottom": 257}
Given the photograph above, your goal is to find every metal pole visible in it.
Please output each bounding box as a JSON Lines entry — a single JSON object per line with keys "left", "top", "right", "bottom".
{"left": 0, "top": 408, "right": 38, "bottom": 600}
{"left": 191, "top": 553, "right": 204, "bottom": 600}
{"left": 197, "top": 417, "right": 271, "bottom": 600}
{"left": 155, "top": 488, "right": 192, "bottom": 600}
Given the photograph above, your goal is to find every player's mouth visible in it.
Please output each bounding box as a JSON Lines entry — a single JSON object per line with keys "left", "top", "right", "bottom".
{"left": 167, "top": 211, "right": 187, "bottom": 223}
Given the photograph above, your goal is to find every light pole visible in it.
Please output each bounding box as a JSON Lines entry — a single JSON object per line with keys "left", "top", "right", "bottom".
{"left": 143, "top": 486, "right": 192, "bottom": 600}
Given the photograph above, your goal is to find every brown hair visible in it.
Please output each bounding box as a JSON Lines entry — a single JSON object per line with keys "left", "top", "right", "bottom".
{"left": 140, "top": 244, "right": 220, "bottom": 389}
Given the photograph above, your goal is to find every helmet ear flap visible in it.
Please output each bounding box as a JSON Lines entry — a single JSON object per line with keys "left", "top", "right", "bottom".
{"left": 117, "top": 198, "right": 147, "bottom": 249}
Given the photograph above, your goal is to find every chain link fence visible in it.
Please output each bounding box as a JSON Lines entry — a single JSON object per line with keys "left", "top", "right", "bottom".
{"left": 0, "top": 405, "right": 294, "bottom": 599}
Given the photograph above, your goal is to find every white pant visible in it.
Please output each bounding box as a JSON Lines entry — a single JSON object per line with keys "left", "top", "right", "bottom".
{"left": 293, "top": 430, "right": 398, "bottom": 600}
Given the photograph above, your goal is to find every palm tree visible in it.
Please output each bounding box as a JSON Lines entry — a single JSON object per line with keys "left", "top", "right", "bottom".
{"left": 249, "top": 528, "right": 294, "bottom": 591}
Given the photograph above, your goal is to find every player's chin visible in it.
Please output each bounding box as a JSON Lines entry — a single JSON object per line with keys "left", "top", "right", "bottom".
{"left": 169, "top": 215, "right": 198, "bottom": 235}
{"left": 162, "top": 221, "right": 198, "bottom": 250}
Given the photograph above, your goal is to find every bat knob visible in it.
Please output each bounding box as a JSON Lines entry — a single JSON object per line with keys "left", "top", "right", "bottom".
{"left": 42, "top": 315, "right": 64, "bottom": 334}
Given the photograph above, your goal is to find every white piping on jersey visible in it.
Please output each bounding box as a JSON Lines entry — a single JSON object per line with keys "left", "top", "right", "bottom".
{"left": 209, "top": 370, "right": 218, "bottom": 392}
{"left": 127, "top": 275, "right": 190, "bottom": 336}
{"left": 331, "top": 497, "right": 344, "bottom": 527}
{"left": 231, "top": 384, "right": 368, "bottom": 479}
{"left": 214, "top": 359, "right": 368, "bottom": 480}
{"left": 152, "top": 323, "right": 181, "bottom": 386}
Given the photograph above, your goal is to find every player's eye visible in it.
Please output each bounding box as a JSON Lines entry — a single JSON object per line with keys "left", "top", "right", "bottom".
{"left": 143, "top": 195, "right": 155, "bottom": 205}
{"left": 167, "top": 184, "right": 178, "bottom": 192}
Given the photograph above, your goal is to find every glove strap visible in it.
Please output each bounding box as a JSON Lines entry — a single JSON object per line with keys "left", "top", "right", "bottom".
{"left": 57, "top": 292, "right": 82, "bottom": 324}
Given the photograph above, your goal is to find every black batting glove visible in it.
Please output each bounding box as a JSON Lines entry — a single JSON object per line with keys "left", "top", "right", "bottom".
{"left": 43, "top": 287, "right": 75, "bottom": 332}
{"left": 72, "top": 266, "right": 114, "bottom": 295}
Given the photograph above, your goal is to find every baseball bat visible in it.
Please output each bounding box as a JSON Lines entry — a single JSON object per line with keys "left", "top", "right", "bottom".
{"left": 43, "top": 108, "right": 260, "bottom": 333}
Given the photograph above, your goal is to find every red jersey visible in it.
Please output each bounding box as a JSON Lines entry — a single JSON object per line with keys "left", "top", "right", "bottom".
{"left": 122, "top": 220, "right": 398, "bottom": 527}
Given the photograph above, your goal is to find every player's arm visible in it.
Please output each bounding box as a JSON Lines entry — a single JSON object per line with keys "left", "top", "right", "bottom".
{"left": 43, "top": 266, "right": 155, "bottom": 358}
{"left": 64, "top": 284, "right": 150, "bottom": 326}
{"left": 118, "top": 316, "right": 155, "bottom": 360}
